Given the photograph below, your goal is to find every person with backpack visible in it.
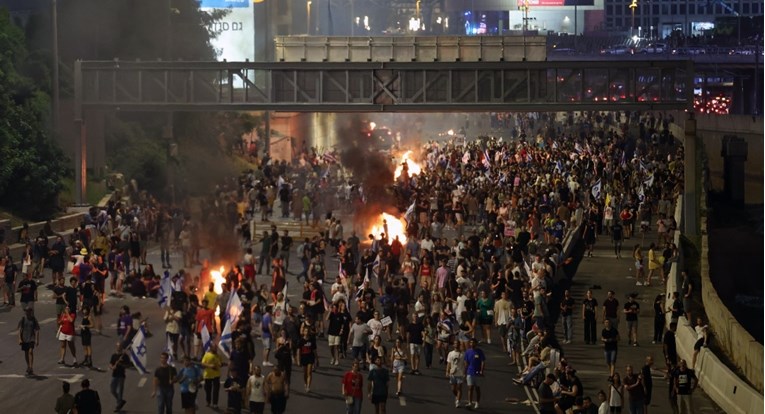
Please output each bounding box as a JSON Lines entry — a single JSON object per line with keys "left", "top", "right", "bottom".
{"left": 18, "top": 307, "right": 39, "bottom": 376}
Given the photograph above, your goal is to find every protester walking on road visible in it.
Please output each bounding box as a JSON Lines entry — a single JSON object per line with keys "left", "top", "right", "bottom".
{"left": 583, "top": 290, "right": 598, "bottom": 345}
{"left": 73, "top": 379, "right": 102, "bottom": 414}
{"left": 601, "top": 319, "right": 620, "bottom": 377}
{"left": 152, "top": 352, "right": 177, "bottom": 414}
{"left": 464, "top": 338, "right": 485, "bottom": 409}
{"left": 445, "top": 341, "right": 465, "bottom": 408}
{"left": 623, "top": 294, "right": 640, "bottom": 346}
{"left": 342, "top": 360, "right": 364, "bottom": 414}
{"left": 201, "top": 342, "right": 223, "bottom": 408}
{"left": 54, "top": 382, "right": 75, "bottom": 414}
{"left": 109, "top": 343, "right": 129, "bottom": 412}
{"left": 265, "top": 364, "right": 289, "bottom": 414}
{"left": 367, "top": 355, "right": 390, "bottom": 414}
{"left": 18, "top": 307, "right": 39, "bottom": 376}
{"left": 608, "top": 373, "right": 624, "bottom": 413}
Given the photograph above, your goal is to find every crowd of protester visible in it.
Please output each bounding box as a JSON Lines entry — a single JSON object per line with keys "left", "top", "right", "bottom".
{"left": 0, "top": 110, "right": 702, "bottom": 414}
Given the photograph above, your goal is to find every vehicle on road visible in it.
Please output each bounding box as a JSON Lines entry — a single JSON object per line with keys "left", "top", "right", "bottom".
{"left": 672, "top": 46, "right": 706, "bottom": 55}
{"left": 638, "top": 42, "right": 667, "bottom": 54}
{"left": 600, "top": 45, "right": 634, "bottom": 55}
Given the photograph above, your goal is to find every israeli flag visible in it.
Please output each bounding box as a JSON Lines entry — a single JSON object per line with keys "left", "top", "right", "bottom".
{"left": 404, "top": 201, "right": 416, "bottom": 224}
{"left": 226, "top": 290, "right": 244, "bottom": 326}
{"left": 282, "top": 280, "right": 289, "bottom": 305}
{"left": 637, "top": 185, "right": 645, "bottom": 202}
{"left": 128, "top": 326, "right": 149, "bottom": 375}
{"left": 219, "top": 319, "right": 233, "bottom": 358}
{"left": 462, "top": 151, "right": 470, "bottom": 164}
{"left": 555, "top": 160, "right": 563, "bottom": 173}
{"left": 643, "top": 173, "right": 655, "bottom": 188}
{"left": 591, "top": 179, "right": 602, "bottom": 200}
{"left": 574, "top": 142, "right": 583, "bottom": 153}
{"left": 482, "top": 149, "right": 492, "bottom": 169}
{"left": 158, "top": 271, "right": 172, "bottom": 308}
{"left": 165, "top": 335, "right": 175, "bottom": 367}
{"left": 201, "top": 324, "right": 212, "bottom": 354}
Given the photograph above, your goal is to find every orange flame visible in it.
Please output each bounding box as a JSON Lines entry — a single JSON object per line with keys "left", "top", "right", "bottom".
{"left": 394, "top": 150, "right": 422, "bottom": 180}
{"left": 370, "top": 213, "right": 408, "bottom": 245}
{"left": 210, "top": 266, "right": 226, "bottom": 315}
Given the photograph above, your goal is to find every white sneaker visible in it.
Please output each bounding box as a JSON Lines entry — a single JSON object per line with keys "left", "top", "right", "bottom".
{"left": 487, "top": 338, "right": 491, "bottom": 344}
{"left": 455, "top": 399, "right": 460, "bottom": 408}
{"left": 473, "top": 402, "right": 479, "bottom": 409}
{"left": 262, "top": 361, "right": 273, "bottom": 367}
{"left": 636, "top": 281, "right": 643, "bottom": 286}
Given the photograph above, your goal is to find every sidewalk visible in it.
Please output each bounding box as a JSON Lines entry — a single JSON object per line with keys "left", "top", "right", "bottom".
{"left": 560, "top": 230, "right": 722, "bottom": 413}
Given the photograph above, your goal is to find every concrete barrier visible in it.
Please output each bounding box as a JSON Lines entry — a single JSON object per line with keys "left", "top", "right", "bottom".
{"left": 673, "top": 314, "right": 764, "bottom": 414}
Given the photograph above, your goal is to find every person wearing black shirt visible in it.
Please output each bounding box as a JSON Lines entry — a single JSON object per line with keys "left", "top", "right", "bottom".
{"left": 560, "top": 289, "right": 575, "bottom": 344}
{"left": 642, "top": 356, "right": 654, "bottom": 411}
{"left": 326, "top": 303, "right": 344, "bottom": 365}
{"left": 672, "top": 359, "right": 697, "bottom": 413}
{"left": 581, "top": 290, "right": 598, "bottom": 345}
{"left": 73, "top": 379, "right": 101, "bottom": 414}
{"left": 652, "top": 294, "right": 665, "bottom": 344}
{"left": 17, "top": 272, "right": 38, "bottom": 311}
{"left": 663, "top": 322, "right": 678, "bottom": 373}
{"left": 406, "top": 314, "right": 425, "bottom": 375}
{"left": 623, "top": 294, "right": 640, "bottom": 346}
{"left": 109, "top": 343, "right": 129, "bottom": 411}
{"left": 611, "top": 220, "right": 624, "bottom": 258}
{"left": 280, "top": 230, "right": 293, "bottom": 271}
{"left": 4, "top": 256, "right": 17, "bottom": 306}
{"left": 65, "top": 277, "right": 79, "bottom": 315}
{"left": 537, "top": 373, "right": 557, "bottom": 414}
{"left": 152, "top": 352, "right": 177, "bottom": 414}
{"left": 53, "top": 277, "right": 67, "bottom": 316}
{"left": 601, "top": 319, "right": 620, "bottom": 377}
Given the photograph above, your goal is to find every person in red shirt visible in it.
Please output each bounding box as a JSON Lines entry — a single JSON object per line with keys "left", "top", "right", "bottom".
{"left": 195, "top": 299, "right": 216, "bottom": 358}
{"left": 342, "top": 360, "right": 364, "bottom": 414}
{"left": 57, "top": 310, "right": 78, "bottom": 366}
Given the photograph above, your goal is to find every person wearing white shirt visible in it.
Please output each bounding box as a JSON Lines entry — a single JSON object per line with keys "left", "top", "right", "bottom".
{"left": 246, "top": 365, "right": 266, "bottom": 413}
{"left": 420, "top": 237, "right": 434, "bottom": 256}
{"left": 455, "top": 289, "right": 467, "bottom": 323}
{"left": 445, "top": 342, "right": 466, "bottom": 408}
{"left": 367, "top": 311, "right": 384, "bottom": 342}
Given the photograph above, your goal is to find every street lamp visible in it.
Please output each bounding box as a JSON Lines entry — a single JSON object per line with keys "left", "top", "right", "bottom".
{"left": 629, "top": 0, "right": 638, "bottom": 38}
{"left": 307, "top": 0, "right": 312, "bottom": 35}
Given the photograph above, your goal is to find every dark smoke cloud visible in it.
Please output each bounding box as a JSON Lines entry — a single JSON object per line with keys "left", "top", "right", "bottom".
{"left": 335, "top": 115, "right": 397, "bottom": 218}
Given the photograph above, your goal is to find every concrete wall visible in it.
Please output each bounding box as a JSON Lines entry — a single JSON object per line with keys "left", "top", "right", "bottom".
{"left": 670, "top": 112, "right": 764, "bottom": 205}
{"left": 664, "top": 189, "right": 764, "bottom": 411}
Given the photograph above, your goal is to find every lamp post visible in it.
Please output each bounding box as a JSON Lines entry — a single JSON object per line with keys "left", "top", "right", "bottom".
{"left": 629, "top": 0, "right": 638, "bottom": 37}
{"left": 307, "top": 0, "right": 312, "bottom": 34}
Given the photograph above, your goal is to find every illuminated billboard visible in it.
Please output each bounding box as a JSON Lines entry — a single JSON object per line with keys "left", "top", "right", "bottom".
{"left": 199, "top": 0, "right": 254, "bottom": 62}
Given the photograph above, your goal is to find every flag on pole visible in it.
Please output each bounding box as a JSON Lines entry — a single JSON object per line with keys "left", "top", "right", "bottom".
{"left": 164, "top": 334, "right": 175, "bottom": 367}
{"left": 555, "top": 160, "right": 563, "bottom": 173}
{"left": 574, "top": 142, "right": 583, "bottom": 153}
{"left": 552, "top": 141, "right": 559, "bottom": 150}
{"left": 637, "top": 185, "right": 645, "bottom": 201}
{"left": 643, "top": 173, "right": 655, "bottom": 188}
{"left": 462, "top": 151, "right": 470, "bottom": 164}
{"left": 482, "top": 149, "right": 491, "bottom": 169}
{"left": 404, "top": 201, "right": 416, "bottom": 224}
{"left": 619, "top": 151, "right": 627, "bottom": 168}
{"left": 591, "top": 179, "right": 602, "bottom": 200}
{"left": 219, "top": 319, "right": 233, "bottom": 358}
{"left": 128, "top": 326, "right": 149, "bottom": 375}
{"left": 226, "top": 290, "right": 244, "bottom": 326}
{"left": 523, "top": 260, "right": 533, "bottom": 278}
{"left": 201, "top": 324, "right": 212, "bottom": 354}
{"left": 158, "top": 271, "right": 172, "bottom": 308}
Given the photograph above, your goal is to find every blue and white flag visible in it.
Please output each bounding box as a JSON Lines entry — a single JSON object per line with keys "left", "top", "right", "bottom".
{"left": 552, "top": 141, "right": 559, "bottom": 150}
{"left": 201, "top": 324, "right": 212, "bottom": 354}
{"left": 128, "top": 326, "right": 149, "bottom": 375}
{"left": 158, "top": 271, "right": 172, "bottom": 308}
{"left": 591, "top": 179, "right": 602, "bottom": 200}
{"left": 226, "top": 290, "right": 244, "bottom": 326}
{"left": 555, "top": 160, "right": 563, "bottom": 173}
{"left": 637, "top": 185, "right": 645, "bottom": 202}
{"left": 482, "top": 149, "right": 491, "bottom": 169}
{"left": 219, "top": 319, "right": 233, "bottom": 359}
{"left": 620, "top": 152, "right": 627, "bottom": 168}
{"left": 164, "top": 334, "right": 175, "bottom": 367}
{"left": 404, "top": 201, "right": 416, "bottom": 224}
{"left": 574, "top": 142, "right": 583, "bottom": 153}
{"left": 643, "top": 173, "right": 655, "bottom": 188}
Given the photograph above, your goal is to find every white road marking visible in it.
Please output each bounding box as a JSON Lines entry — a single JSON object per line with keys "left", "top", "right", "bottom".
{"left": 399, "top": 396, "right": 406, "bottom": 406}
{"left": 138, "top": 377, "right": 147, "bottom": 387}
{"left": 40, "top": 317, "right": 57, "bottom": 325}
{"left": 65, "top": 374, "right": 84, "bottom": 384}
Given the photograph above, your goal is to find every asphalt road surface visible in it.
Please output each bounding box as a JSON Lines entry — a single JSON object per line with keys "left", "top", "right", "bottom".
{"left": 0, "top": 243, "right": 536, "bottom": 414}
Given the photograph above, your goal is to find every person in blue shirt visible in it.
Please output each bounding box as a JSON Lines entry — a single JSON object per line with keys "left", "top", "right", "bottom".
{"left": 463, "top": 338, "right": 485, "bottom": 409}
{"left": 177, "top": 356, "right": 203, "bottom": 414}
{"left": 261, "top": 306, "right": 273, "bottom": 366}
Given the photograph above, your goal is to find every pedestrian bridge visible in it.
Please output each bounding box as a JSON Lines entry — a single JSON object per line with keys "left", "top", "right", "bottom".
{"left": 74, "top": 59, "right": 693, "bottom": 116}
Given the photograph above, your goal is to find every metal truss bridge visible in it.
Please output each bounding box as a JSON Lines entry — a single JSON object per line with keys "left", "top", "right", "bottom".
{"left": 74, "top": 59, "right": 693, "bottom": 117}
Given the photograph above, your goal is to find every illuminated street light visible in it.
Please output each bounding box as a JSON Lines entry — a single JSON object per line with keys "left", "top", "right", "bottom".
{"left": 629, "top": 0, "right": 638, "bottom": 38}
